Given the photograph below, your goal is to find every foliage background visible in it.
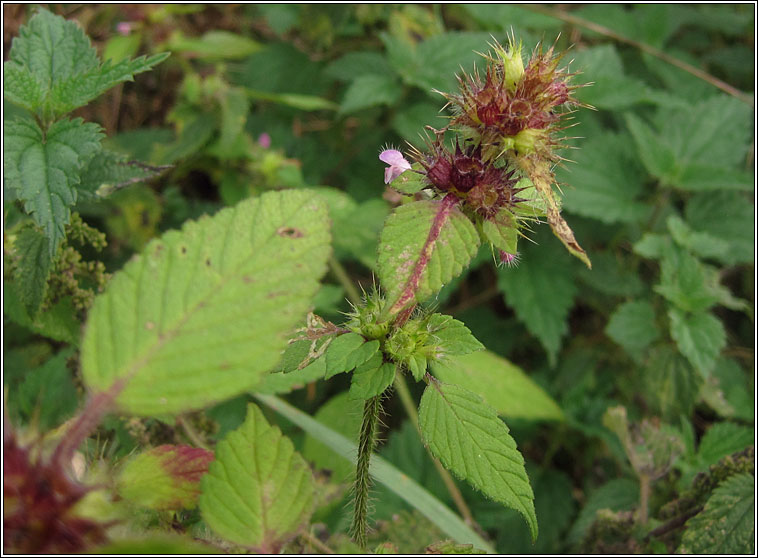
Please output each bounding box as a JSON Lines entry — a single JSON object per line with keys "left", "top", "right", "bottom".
{"left": 3, "top": 4, "right": 755, "bottom": 554}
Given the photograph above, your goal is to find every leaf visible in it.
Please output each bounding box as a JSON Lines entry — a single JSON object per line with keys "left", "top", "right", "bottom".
{"left": 199, "top": 404, "right": 314, "bottom": 551}
{"left": 254, "top": 393, "right": 495, "bottom": 553}
{"left": 77, "top": 149, "right": 166, "bottom": 202}
{"left": 255, "top": 358, "right": 326, "bottom": 395}
{"left": 12, "top": 348, "right": 78, "bottom": 432}
{"left": 80, "top": 190, "right": 330, "bottom": 416}
{"left": 668, "top": 309, "right": 726, "bottom": 377}
{"left": 655, "top": 247, "right": 720, "bottom": 313}
{"left": 166, "top": 30, "right": 262, "bottom": 61}
{"left": 325, "top": 333, "right": 380, "bottom": 379}
{"left": 425, "top": 314, "right": 484, "bottom": 358}
{"left": 3, "top": 281, "right": 81, "bottom": 345}
{"left": 642, "top": 345, "right": 702, "bottom": 421}
{"left": 4, "top": 117, "right": 103, "bottom": 255}
{"left": 418, "top": 381, "right": 538, "bottom": 541}
{"left": 301, "top": 392, "right": 363, "bottom": 482}
{"left": 431, "top": 351, "right": 563, "bottom": 421}
{"left": 695, "top": 422, "right": 755, "bottom": 471}
{"left": 497, "top": 238, "right": 577, "bottom": 366}
{"left": 338, "top": 73, "right": 403, "bottom": 115}
{"left": 605, "top": 301, "right": 661, "bottom": 357}
{"left": 666, "top": 214, "right": 730, "bottom": 261}
{"left": 12, "top": 225, "right": 52, "bottom": 317}
{"left": 324, "top": 51, "right": 393, "bottom": 82}
{"left": 378, "top": 197, "right": 480, "bottom": 317}
{"left": 701, "top": 358, "right": 754, "bottom": 421}
{"left": 678, "top": 473, "right": 755, "bottom": 554}
{"left": 349, "top": 356, "right": 396, "bottom": 400}
{"left": 93, "top": 535, "right": 217, "bottom": 554}
{"left": 4, "top": 9, "right": 168, "bottom": 118}
{"left": 244, "top": 88, "right": 338, "bottom": 111}
{"left": 685, "top": 191, "right": 755, "bottom": 265}
{"left": 116, "top": 445, "right": 214, "bottom": 511}
{"left": 480, "top": 210, "right": 519, "bottom": 254}
{"left": 555, "top": 133, "right": 649, "bottom": 224}
{"left": 425, "top": 540, "right": 484, "bottom": 554}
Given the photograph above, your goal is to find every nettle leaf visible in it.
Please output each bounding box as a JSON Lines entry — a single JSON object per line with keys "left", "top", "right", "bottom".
{"left": 77, "top": 149, "right": 167, "bottom": 202}
{"left": 695, "top": 422, "right": 755, "bottom": 471}
{"left": 116, "top": 445, "right": 214, "bottom": 511}
{"left": 378, "top": 198, "right": 480, "bottom": 317}
{"left": 642, "top": 345, "right": 702, "bottom": 422}
{"left": 678, "top": 473, "right": 755, "bottom": 554}
{"left": 4, "top": 117, "right": 103, "bottom": 256}
{"left": 426, "top": 314, "right": 484, "bottom": 358}
{"left": 668, "top": 308, "right": 726, "bottom": 378}
{"left": 3, "top": 281, "right": 80, "bottom": 345}
{"left": 605, "top": 300, "right": 661, "bottom": 358}
{"left": 497, "top": 238, "right": 577, "bottom": 366}
{"left": 685, "top": 191, "right": 755, "bottom": 265}
{"left": 480, "top": 209, "right": 519, "bottom": 254}
{"left": 80, "top": 190, "right": 330, "bottom": 415}
{"left": 388, "top": 162, "right": 428, "bottom": 195}
{"left": 325, "top": 332, "right": 380, "bottom": 379}
{"left": 12, "top": 225, "right": 52, "bottom": 317}
{"left": 350, "top": 356, "right": 396, "bottom": 400}
{"left": 4, "top": 8, "right": 168, "bottom": 118}
{"left": 556, "top": 133, "right": 648, "bottom": 224}
{"left": 338, "top": 73, "right": 403, "bottom": 115}
{"left": 200, "top": 404, "right": 314, "bottom": 551}
{"left": 655, "top": 246, "right": 719, "bottom": 313}
{"left": 419, "top": 381, "right": 538, "bottom": 541}
{"left": 431, "top": 350, "right": 563, "bottom": 421}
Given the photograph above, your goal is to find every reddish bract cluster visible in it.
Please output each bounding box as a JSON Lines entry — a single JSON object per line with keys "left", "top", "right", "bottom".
{"left": 3, "top": 433, "right": 108, "bottom": 554}
{"left": 418, "top": 141, "right": 523, "bottom": 219}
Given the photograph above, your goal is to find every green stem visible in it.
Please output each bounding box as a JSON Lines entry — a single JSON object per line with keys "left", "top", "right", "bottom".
{"left": 351, "top": 395, "right": 382, "bottom": 548}
{"left": 393, "top": 374, "right": 476, "bottom": 527}
{"left": 329, "top": 256, "right": 362, "bottom": 305}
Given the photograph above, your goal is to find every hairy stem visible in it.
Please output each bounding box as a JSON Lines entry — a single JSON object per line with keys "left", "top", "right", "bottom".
{"left": 393, "top": 374, "right": 476, "bottom": 526}
{"left": 638, "top": 473, "right": 650, "bottom": 525}
{"left": 351, "top": 395, "right": 382, "bottom": 548}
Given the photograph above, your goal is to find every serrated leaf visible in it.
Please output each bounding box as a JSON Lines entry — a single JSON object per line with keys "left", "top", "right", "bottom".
{"left": 388, "top": 162, "right": 428, "bottom": 195}
{"left": 431, "top": 350, "right": 563, "bottom": 421}
{"left": 696, "top": 422, "right": 755, "bottom": 471}
{"left": 378, "top": 198, "right": 480, "bottom": 317}
{"left": 643, "top": 346, "right": 702, "bottom": 421}
{"left": 426, "top": 314, "right": 484, "bottom": 358}
{"left": 567, "top": 478, "right": 639, "bottom": 546}
{"left": 80, "top": 190, "right": 330, "bottom": 415}
{"left": 668, "top": 308, "right": 726, "bottom": 377}
{"left": 605, "top": 301, "right": 661, "bottom": 357}
{"left": 117, "top": 445, "right": 214, "bottom": 511}
{"left": 3, "top": 281, "right": 81, "bottom": 345}
{"left": 77, "top": 149, "right": 166, "bottom": 202}
{"left": 685, "top": 191, "right": 754, "bottom": 265}
{"left": 199, "top": 404, "right": 314, "bottom": 551}
{"left": 656, "top": 247, "right": 720, "bottom": 313}
{"left": 255, "top": 357, "right": 326, "bottom": 395}
{"left": 418, "top": 381, "right": 538, "bottom": 541}
{"left": 497, "top": 239, "right": 577, "bottom": 366}
{"left": 701, "top": 358, "right": 754, "bottom": 421}
{"left": 678, "top": 473, "right": 754, "bottom": 554}
{"left": 480, "top": 209, "right": 519, "bottom": 254}
{"left": 338, "top": 73, "right": 403, "bottom": 115}
{"left": 556, "top": 133, "right": 648, "bottom": 224}
{"left": 4, "top": 9, "right": 168, "bottom": 118}
{"left": 4, "top": 117, "right": 103, "bottom": 255}
{"left": 324, "top": 333, "right": 380, "bottom": 379}
{"left": 12, "top": 225, "right": 52, "bottom": 317}
{"left": 666, "top": 214, "right": 731, "bottom": 260}
{"left": 350, "top": 356, "right": 396, "bottom": 400}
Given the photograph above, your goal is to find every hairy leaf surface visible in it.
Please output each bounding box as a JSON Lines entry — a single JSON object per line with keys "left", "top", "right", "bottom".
{"left": 81, "top": 190, "right": 330, "bottom": 415}
{"left": 199, "top": 404, "right": 314, "bottom": 550}
{"left": 419, "top": 381, "right": 538, "bottom": 540}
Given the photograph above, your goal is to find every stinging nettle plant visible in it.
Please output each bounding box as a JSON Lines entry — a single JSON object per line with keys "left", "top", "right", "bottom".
{"left": 3, "top": 12, "right": 586, "bottom": 554}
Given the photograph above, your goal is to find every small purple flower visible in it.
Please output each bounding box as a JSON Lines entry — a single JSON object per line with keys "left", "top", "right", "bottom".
{"left": 116, "top": 21, "right": 133, "bottom": 36}
{"left": 258, "top": 132, "right": 271, "bottom": 149}
{"left": 380, "top": 149, "right": 412, "bottom": 184}
{"left": 498, "top": 250, "right": 520, "bottom": 268}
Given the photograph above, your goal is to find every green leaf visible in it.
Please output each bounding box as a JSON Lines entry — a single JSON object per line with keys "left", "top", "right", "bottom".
{"left": 349, "top": 356, "right": 396, "bottom": 400}
{"left": 418, "top": 381, "right": 538, "bottom": 541}
{"left": 642, "top": 345, "right": 702, "bottom": 421}
{"left": 4, "top": 9, "right": 168, "bottom": 117}
{"left": 302, "top": 392, "right": 363, "bottom": 482}
{"left": 480, "top": 210, "right": 519, "bottom": 254}
{"left": 556, "top": 133, "right": 648, "bottom": 224}
{"left": 605, "top": 301, "right": 661, "bottom": 357}
{"left": 695, "top": 422, "right": 755, "bottom": 471}
{"left": 497, "top": 239, "right": 577, "bottom": 366}
{"left": 93, "top": 535, "right": 217, "bottom": 554}
{"left": 567, "top": 478, "right": 639, "bottom": 546}
{"left": 678, "top": 473, "right": 755, "bottom": 554}
{"left": 3, "top": 281, "right": 81, "bottom": 345}
{"left": 4, "top": 117, "right": 103, "bottom": 255}
{"left": 324, "top": 51, "right": 393, "bottom": 82}
{"left": 378, "top": 198, "right": 480, "bottom": 316}
{"left": 199, "top": 404, "right": 314, "bottom": 551}
{"left": 12, "top": 225, "right": 52, "bottom": 317}
{"left": 685, "top": 191, "right": 754, "bottom": 265}
{"left": 388, "top": 162, "right": 428, "bottom": 195}
{"left": 255, "top": 358, "right": 326, "bottom": 395}
{"left": 244, "top": 88, "right": 338, "bottom": 111}
{"left": 425, "top": 540, "right": 484, "bottom": 554}
{"left": 166, "top": 30, "right": 262, "bottom": 61}
{"left": 701, "top": 358, "right": 755, "bottom": 421}
{"left": 80, "top": 190, "right": 330, "bottom": 416}
{"left": 338, "top": 73, "right": 403, "bottom": 115}
{"left": 154, "top": 112, "right": 216, "bottom": 164}
{"left": 431, "top": 350, "right": 563, "bottom": 421}
{"left": 116, "top": 445, "right": 214, "bottom": 511}
{"left": 668, "top": 309, "right": 726, "bottom": 377}
{"left": 656, "top": 247, "right": 720, "bottom": 313}
{"left": 254, "top": 393, "right": 495, "bottom": 553}
{"left": 666, "top": 215, "right": 731, "bottom": 261}
{"left": 12, "top": 348, "right": 78, "bottom": 432}
{"left": 426, "top": 314, "right": 484, "bottom": 358}
{"left": 324, "top": 333, "right": 380, "bottom": 379}
{"left": 77, "top": 149, "right": 166, "bottom": 202}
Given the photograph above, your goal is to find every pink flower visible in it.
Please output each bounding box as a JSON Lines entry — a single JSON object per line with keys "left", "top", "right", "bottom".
{"left": 258, "top": 133, "right": 271, "bottom": 149}
{"left": 116, "top": 21, "right": 133, "bottom": 36}
{"left": 498, "top": 250, "right": 520, "bottom": 268}
{"left": 380, "top": 149, "right": 412, "bottom": 184}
